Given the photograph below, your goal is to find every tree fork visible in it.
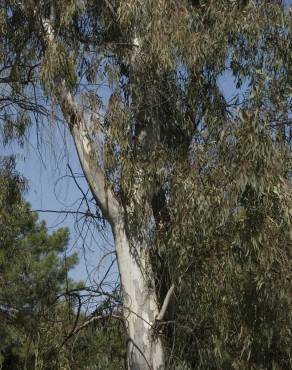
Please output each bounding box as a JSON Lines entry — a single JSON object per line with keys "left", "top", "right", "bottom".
{"left": 59, "top": 89, "right": 165, "bottom": 369}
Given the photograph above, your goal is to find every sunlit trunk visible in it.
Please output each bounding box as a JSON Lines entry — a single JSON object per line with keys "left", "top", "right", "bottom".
{"left": 113, "top": 221, "right": 165, "bottom": 370}
{"left": 44, "top": 7, "right": 166, "bottom": 367}
{"left": 70, "top": 117, "right": 165, "bottom": 369}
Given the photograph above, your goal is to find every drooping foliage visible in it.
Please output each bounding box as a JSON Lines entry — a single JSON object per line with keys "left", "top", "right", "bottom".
{"left": 0, "top": 0, "right": 292, "bottom": 368}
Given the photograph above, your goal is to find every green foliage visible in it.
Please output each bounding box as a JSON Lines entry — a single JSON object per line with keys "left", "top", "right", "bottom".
{"left": 166, "top": 113, "right": 292, "bottom": 369}
{"left": 67, "top": 320, "right": 126, "bottom": 370}
{"left": 0, "top": 158, "right": 125, "bottom": 369}
{"left": 1, "top": 0, "right": 292, "bottom": 368}
{"left": 0, "top": 157, "right": 74, "bottom": 368}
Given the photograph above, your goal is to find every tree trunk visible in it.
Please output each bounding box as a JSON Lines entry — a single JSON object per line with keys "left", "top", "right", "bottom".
{"left": 43, "top": 10, "right": 166, "bottom": 369}
{"left": 113, "top": 220, "right": 165, "bottom": 370}
{"left": 60, "top": 91, "right": 165, "bottom": 369}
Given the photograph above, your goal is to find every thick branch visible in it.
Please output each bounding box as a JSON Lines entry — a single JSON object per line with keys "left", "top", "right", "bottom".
{"left": 42, "top": 12, "right": 121, "bottom": 227}
{"left": 60, "top": 90, "right": 120, "bottom": 225}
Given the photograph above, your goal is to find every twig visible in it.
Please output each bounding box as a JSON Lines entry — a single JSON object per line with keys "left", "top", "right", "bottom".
{"left": 126, "top": 337, "right": 152, "bottom": 370}
{"left": 103, "top": 0, "right": 116, "bottom": 17}
{"left": 60, "top": 313, "right": 122, "bottom": 349}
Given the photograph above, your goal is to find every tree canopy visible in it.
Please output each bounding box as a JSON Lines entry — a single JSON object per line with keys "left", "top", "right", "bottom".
{"left": 0, "top": 1, "right": 292, "bottom": 369}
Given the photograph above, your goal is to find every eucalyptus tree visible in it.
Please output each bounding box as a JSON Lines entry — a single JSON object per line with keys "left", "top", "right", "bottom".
{"left": 1, "top": 1, "right": 292, "bottom": 369}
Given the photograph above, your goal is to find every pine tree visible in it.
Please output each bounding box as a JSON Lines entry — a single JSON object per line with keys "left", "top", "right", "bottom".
{"left": 0, "top": 158, "right": 126, "bottom": 369}
{"left": 0, "top": 156, "right": 76, "bottom": 368}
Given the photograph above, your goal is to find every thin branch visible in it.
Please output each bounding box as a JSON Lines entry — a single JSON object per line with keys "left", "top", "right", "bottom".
{"left": 60, "top": 313, "right": 122, "bottom": 349}
{"left": 53, "top": 286, "right": 121, "bottom": 305}
{"left": 98, "top": 257, "right": 117, "bottom": 288}
{"left": 156, "top": 284, "right": 175, "bottom": 322}
{"left": 126, "top": 337, "right": 152, "bottom": 370}
{"left": 103, "top": 0, "right": 116, "bottom": 17}
{"left": 31, "top": 209, "right": 100, "bottom": 219}
{"left": 73, "top": 313, "right": 122, "bottom": 335}
{"left": 67, "top": 163, "right": 92, "bottom": 213}
{"left": 59, "top": 293, "right": 82, "bottom": 348}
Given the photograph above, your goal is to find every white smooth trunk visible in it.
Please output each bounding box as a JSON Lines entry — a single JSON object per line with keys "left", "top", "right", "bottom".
{"left": 113, "top": 221, "right": 165, "bottom": 370}
{"left": 67, "top": 107, "right": 165, "bottom": 369}
{"left": 58, "top": 76, "right": 165, "bottom": 370}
